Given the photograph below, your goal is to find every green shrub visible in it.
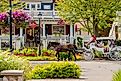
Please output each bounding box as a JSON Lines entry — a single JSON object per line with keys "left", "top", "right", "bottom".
{"left": 29, "top": 62, "right": 81, "bottom": 79}
{"left": 112, "top": 70, "right": 121, "bottom": 81}
{"left": 42, "top": 48, "right": 56, "bottom": 56}
{"left": 59, "top": 52, "right": 75, "bottom": 61}
{"left": 92, "top": 49, "right": 103, "bottom": 58}
{"left": 115, "top": 40, "right": 121, "bottom": 46}
{"left": 0, "top": 51, "right": 32, "bottom": 79}
{"left": 59, "top": 52, "right": 68, "bottom": 60}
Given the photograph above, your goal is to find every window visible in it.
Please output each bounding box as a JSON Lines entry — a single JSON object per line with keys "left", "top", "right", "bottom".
{"left": 26, "top": 4, "right": 30, "bottom": 9}
{"left": 41, "top": 3, "right": 53, "bottom": 10}
{"left": 52, "top": 25, "right": 65, "bottom": 35}
{"left": 31, "top": 4, "right": 36, "bottom": 10}
{"left": 44, "top": 5, "right": 51, "bottom": 9}
{"left": 31, "top": 4, "right": 35, "bottom": 9}
{"left": 37, "top": 4, "right": 41, "bottom": 9}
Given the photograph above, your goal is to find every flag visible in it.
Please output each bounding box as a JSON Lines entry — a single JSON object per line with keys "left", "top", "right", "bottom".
{"left": 57, "top": 19, "right": 65, "bottom": 25}
{"left": 75, "top": 24, "right": 78, "bottom": 32}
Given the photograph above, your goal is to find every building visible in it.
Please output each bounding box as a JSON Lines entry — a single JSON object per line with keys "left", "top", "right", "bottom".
{"left": 0, "top": 0, "right": 90, "bottom": 49}
{"left": 23, "top": 0, "right": 77, "bottom": 48}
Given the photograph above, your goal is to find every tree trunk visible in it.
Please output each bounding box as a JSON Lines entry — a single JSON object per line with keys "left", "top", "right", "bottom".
{"left": 93, "top": 15, "right": 99, "bottom": 37}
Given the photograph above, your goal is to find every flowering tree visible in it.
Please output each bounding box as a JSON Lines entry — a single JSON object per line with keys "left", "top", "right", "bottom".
{"left": 0, "top": 10, "right": 31, "bottom": 28}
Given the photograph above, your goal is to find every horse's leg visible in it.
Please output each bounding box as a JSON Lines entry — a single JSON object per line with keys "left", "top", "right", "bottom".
{"left": 68, "top": 50, "right": 71, "bottom": 61}
{"left": 72, "top": 50, "right": 77, "bottom": 61}
{"left": 57, "top": 51, "right": 60, "bottom": 61}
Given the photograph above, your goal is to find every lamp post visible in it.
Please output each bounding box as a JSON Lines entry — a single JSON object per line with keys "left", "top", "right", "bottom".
{"left": 9, "top": 0, "right": 13, "bottom": 51}
{"left": 38, "top": 13, "right": 42, "bottom": 56}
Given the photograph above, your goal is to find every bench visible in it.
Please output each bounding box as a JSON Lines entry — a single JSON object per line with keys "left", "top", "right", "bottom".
{"left": 1, "top": 70, "right": 24, "bottom": 81}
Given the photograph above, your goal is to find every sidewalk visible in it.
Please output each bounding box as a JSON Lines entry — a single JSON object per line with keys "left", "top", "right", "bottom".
{"left": 27, "top": 79, "right": 85, "bottom": 81}
{"left": 29, "top": 61, "right": 121, "bottom": 81}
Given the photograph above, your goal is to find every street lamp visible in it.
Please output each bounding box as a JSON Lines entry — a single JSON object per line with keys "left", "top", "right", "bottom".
{"left": 9, "top": 0, "right": 13, "bottom": 52}
{"left": 38, "top": 13, "right": 42, "bottom": 56}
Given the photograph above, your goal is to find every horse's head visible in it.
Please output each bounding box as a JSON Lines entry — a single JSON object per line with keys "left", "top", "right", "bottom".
{"left": 47, "top": 42, "right": 60, "bottom": 49}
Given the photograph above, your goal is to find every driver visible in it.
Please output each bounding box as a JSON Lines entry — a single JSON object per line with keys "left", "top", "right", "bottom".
{"left": 86, "top": 35, "right": 96, "bottom": 46}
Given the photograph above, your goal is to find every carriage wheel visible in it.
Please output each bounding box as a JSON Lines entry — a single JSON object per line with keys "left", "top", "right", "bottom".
{"left": 83, "top": 51, "right": 94, "bottom": 61}
{"left": 109, "top": 50, "right": 121, "bottom": 61}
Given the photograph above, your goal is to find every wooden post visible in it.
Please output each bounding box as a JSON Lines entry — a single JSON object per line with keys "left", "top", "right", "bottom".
{"left": 70, "top": 22, "right": 73, "bottom": 44}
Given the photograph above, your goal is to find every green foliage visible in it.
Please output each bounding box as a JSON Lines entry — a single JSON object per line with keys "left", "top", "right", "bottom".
{"left": 115, "top": 40, "right": 121, "bottom": 46}
{"left": 0, "top": 0, "right": 25, "bottom": 12}
{"left": 92, "top": 49, "right": 103, "bottom": 58}
{"left": 56, "top": 0, "right": 121, "bottom": 35}
{"left": 112, "top": 70, "right": 121, "bottom": 81}
{"left": 0, "top": 51, "right": 32, "bottom": 79}
{"left": 29, "top": 62, "right": 81, "bottom": 79}
{"left": 59, "top": 52, "right": 75, "bottom": 61}
{"left": 59, "top": 52, "right": 69, "bottom": 60}
{"left": 77, "top": 37, "right": 83, "bottom": 47}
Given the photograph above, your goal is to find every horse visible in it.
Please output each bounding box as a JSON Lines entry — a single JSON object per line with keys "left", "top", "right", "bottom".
{"left": 47, "top": 42, "right": 78, "bottom": 61}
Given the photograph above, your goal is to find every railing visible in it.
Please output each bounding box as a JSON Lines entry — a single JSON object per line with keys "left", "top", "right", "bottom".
{"left": 24, "top": 10, "right": 60, "bottom": 19}
{"left": 0, "top": 35, "right": 24, "bottom": 49}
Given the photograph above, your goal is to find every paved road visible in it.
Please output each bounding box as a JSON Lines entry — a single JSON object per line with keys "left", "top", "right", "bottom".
{"left": 29, "top": 61, "right": 121, "bottom": 81}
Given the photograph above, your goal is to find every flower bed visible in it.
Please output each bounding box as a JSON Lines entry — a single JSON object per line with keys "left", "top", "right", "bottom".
{"left": 13, "top": 48, "right": 83, "bottom": 61}
{"left": 13, "top": 48, "right": 37, "bottom": 57}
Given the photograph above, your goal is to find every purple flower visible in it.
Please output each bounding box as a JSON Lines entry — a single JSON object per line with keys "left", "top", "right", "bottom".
{"left": 13, "top": 10, "right": 31, "bottom": 23}
{"left": 0, "top": 10, "right": 31, "bottom": 27}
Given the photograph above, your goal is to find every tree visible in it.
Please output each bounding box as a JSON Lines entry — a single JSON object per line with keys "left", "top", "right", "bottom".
{"left": 0, "top": 0, "right": 25, "bottom": 12}
{"left": 56, "top": 0, "right": 121, "bottom": 36}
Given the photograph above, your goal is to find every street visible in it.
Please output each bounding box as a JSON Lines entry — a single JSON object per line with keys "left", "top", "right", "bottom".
{"left": 29, "top": 61, "right": 121, "bottom": 81}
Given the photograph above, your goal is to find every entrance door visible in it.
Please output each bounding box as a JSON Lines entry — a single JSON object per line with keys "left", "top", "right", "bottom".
{"left": 26, "top": 27, "right": 42, "bottom": 47}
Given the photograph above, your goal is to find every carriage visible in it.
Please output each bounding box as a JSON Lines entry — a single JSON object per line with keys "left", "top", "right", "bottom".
{"left": 83, "top": 37, "right": 121, "bottom": 61}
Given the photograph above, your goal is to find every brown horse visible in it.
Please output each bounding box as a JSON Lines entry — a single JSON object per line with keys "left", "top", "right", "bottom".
{"left": 53, "top": 43, "right": 77, "bottom": 61}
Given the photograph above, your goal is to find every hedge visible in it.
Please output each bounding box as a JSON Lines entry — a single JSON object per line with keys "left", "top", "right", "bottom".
{"left": 29, "top": 62, "right": 81, "bottom": 79}
{"left": 112, "top": 70, "right": 121, "bottom": 81}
